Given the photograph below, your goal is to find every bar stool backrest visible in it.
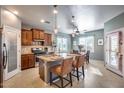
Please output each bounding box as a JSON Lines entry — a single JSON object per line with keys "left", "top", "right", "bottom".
{"left": 73, "top": 50, "right": 79, "bottom": 54}
{"left": 61, "top": 57, "right": 73, "bottom": 75}
{"left": 77, "top": 55, "right": 85, "bottom": 67}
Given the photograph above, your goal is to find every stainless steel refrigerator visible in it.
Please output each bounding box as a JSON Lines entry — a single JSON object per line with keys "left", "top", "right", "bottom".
{"left": 0, "top": 28, "right": 3, "bottom": 88}
{"left": 0, "top": 26, "right": 21, "bottom": 88}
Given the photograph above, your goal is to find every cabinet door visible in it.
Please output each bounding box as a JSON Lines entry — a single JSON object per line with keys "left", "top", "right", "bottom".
{"left": 28, "top": 54, "right": 35, "bottom": 68}
{"left": 48, "top": 34, "right": 52, "bottom": 46}
{"left": 39, "top": 31, "right": 44, "bottom": 40}
{"left": 21, "top": 55, "right": 29, "bottom": 70}
{"left": 32, "top": 30, "right": 39, "bottom": 40}
{"left": 21, "top": 31, "right": 27, "bottom": 45}
{"left": 27, "top": 31, "right": 32, "bottom": 45}
{"left": 44, "top": 33, "right": 48, "bottom": 45}
{"left": 44, "top": 33, "right": 52, "bottom": 46}
{"left": 32, "top": 29, "right": 44, "bottom": 40}
{"left": 21, "top": 29, "right": 32, "bottom": 45}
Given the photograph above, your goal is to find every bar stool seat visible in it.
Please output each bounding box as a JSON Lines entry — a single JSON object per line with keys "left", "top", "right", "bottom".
{"left": 50, "top": 64, "right": 62, "bottom": 76}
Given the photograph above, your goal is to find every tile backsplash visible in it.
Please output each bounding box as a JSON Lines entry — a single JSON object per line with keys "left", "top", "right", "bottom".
{"left": 21, "top": 45, "right": 53, "bottom": 54}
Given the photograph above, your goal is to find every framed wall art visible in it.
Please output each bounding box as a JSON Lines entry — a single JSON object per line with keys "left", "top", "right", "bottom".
{"left": 98, "top": 39, "right": 103, "bottom": 45}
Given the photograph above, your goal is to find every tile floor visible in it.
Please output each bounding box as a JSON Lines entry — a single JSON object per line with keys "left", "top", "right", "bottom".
{"left": 3, "top": 60, "right": 124, "bottom": 88}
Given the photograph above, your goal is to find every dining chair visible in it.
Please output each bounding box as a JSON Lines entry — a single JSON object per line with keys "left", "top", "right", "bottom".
{"left": 50, "top": 57, "right": 73, "bottom": 88}
{"left": 72, "top": 55, "right": 85, "bottom": 81}
{"left": 85, "top": 50, "right": 90, "bottom": 64}
{"left": 73, "top": 50, "right": 79, "bottom": 54}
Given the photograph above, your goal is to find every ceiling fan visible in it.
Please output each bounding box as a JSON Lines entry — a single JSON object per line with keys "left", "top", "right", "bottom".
{"left": 71, "top": 16, "right": 80, "bottom": 37}
{"left": 71, "top": 16, "right": 86, "bottom": 37}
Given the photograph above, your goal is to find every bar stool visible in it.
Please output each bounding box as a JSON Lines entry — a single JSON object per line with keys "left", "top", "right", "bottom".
{"left": 50, "top": 57, "right": 73, "bottom": 88}
{"left": 85, "top": 50, "right": 90, "bottom": 64}
{"left": 72, "top": 55, "right": 85, "bottom": 81}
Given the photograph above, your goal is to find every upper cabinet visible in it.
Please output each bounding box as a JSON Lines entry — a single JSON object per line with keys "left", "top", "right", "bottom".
{"left": 31, "top": 28, "right": 44, "bottom": 40}
{"left": 21, "top": 28, "right": 52, "bottom": 46}
{"left": 44, "top": 33, "right": 52, "bottom": 46}
{"left": 21, "top": 29, "right": 32, "bottom": 45}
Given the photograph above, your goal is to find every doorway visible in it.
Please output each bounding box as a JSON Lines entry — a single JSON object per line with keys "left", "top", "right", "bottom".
{"left": 105, "top": 31, "right": 123, "bottom": 76}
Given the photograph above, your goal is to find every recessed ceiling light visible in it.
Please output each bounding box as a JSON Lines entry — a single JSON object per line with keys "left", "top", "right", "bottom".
{"left": 40, "top": 19, "right": 45, "bottom": 23}
{"left": 53, "top": 9, "right": 58, "bottom": 14}
{"left": 13, "top": 11, "right": 18, "bottom": 15}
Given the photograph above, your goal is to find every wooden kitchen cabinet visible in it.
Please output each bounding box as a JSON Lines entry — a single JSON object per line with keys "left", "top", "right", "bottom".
{"left": 22, "top": 28, "right": 52, "bottom": 46}
{"left": 21, "top": 55, "right": 29, "bottom": 70}
{"left": 48, "top": 34, "right": 52, "bottom": 46}
{"left": 44, "top": 33, "right": 52, "bottom": 46}
{"left": 21, "top": 29, "right": 32, "bottom": 45}
{"left": 44, "top": 33, "right": 48, "bottom": 45}
{"left": 39, "top": 30, "right": 44, "bottom": 40}
{"left": 31, "top": 28, "right": 44, "bottom": 40}
{"left": 21, "top": 54, "right": 35, "bottom": 70}
{"left": 28, "top": 54, "right": 35, "bottom": 68}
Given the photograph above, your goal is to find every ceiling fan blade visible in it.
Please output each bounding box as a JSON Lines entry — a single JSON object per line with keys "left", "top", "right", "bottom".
{"left": 45, "top": 21, "right": 50, "bottom": 24}
{"left": 78, "top": 30, "right": 87, "bottom": 34}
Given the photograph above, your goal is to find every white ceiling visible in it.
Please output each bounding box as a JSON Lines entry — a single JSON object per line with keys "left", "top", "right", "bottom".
{"left": 2, "top": 5, "right": 124, "bottom": 34}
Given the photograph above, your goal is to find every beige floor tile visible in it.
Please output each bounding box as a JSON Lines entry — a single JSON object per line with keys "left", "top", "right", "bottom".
{"left": 3, "top": 60, "right": 124, "bottom": 88}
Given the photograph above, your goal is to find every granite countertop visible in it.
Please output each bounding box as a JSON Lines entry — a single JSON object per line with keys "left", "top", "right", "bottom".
{"left": 37, "top": 54, "right": 74, "bottom": 63}
{"left": 21, "top": 53, "right": 34, "bottom": 55}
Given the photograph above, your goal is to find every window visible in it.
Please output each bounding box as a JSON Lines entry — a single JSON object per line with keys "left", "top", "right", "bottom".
{"left": 57, "top": 37, "right": 68, "bottom": 52}
{"left": 79, "top": 36, "right": 94, "bottom": 52}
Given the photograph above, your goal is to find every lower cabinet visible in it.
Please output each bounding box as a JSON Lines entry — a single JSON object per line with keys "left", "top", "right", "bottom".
{"left": 21, "top": 54, "right": 35, "bottom": 70}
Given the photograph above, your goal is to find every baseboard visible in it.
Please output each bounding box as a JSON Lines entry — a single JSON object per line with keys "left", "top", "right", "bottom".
{"left": 106, "top": 66, "right": 123, "bottom": 77}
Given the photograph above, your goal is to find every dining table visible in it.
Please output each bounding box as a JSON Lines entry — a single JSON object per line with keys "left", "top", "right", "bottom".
{"left": 37, "top": 53, "right": 82, "bottom": 83}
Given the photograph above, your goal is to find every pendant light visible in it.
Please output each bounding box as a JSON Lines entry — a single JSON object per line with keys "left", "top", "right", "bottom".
{"left": 75, "top": 28, "right": 80, "bottom": 35}
{"left": 72, "top": 33, "right": 75, "bottom": 37}
{"left": 53, "top": 5, "right": 58, "bottom": 34}
{"left": 71, "top": 15, "right": 80, "bottom": 37}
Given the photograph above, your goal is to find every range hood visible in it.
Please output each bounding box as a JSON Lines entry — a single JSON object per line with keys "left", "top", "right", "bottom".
{"left": 33, "top": 39, "right": 45, "bottom": 45}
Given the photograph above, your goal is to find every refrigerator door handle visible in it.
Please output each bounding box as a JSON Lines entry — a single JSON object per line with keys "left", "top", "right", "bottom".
{"left": 3, "top": 43, "right": 7, "bottom": 69}
{"left": 2, "top": 49, "right": 5, "bottom": 69}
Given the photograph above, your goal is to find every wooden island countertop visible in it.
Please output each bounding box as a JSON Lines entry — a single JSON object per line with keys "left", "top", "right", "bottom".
{"left": 37, "top": 54, "right": 74, "bottom": 62}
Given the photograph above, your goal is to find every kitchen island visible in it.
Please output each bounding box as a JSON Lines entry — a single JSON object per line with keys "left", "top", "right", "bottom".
{"left": 37, "top": 53, "right": 79, "bottom": 83}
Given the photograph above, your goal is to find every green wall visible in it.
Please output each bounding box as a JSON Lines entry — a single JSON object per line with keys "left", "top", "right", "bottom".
{"left": 104, "top": 12, "right": 124, "bottom": 32}
{"left": 72, "top": 29, "right": 104, "bottom": 61}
